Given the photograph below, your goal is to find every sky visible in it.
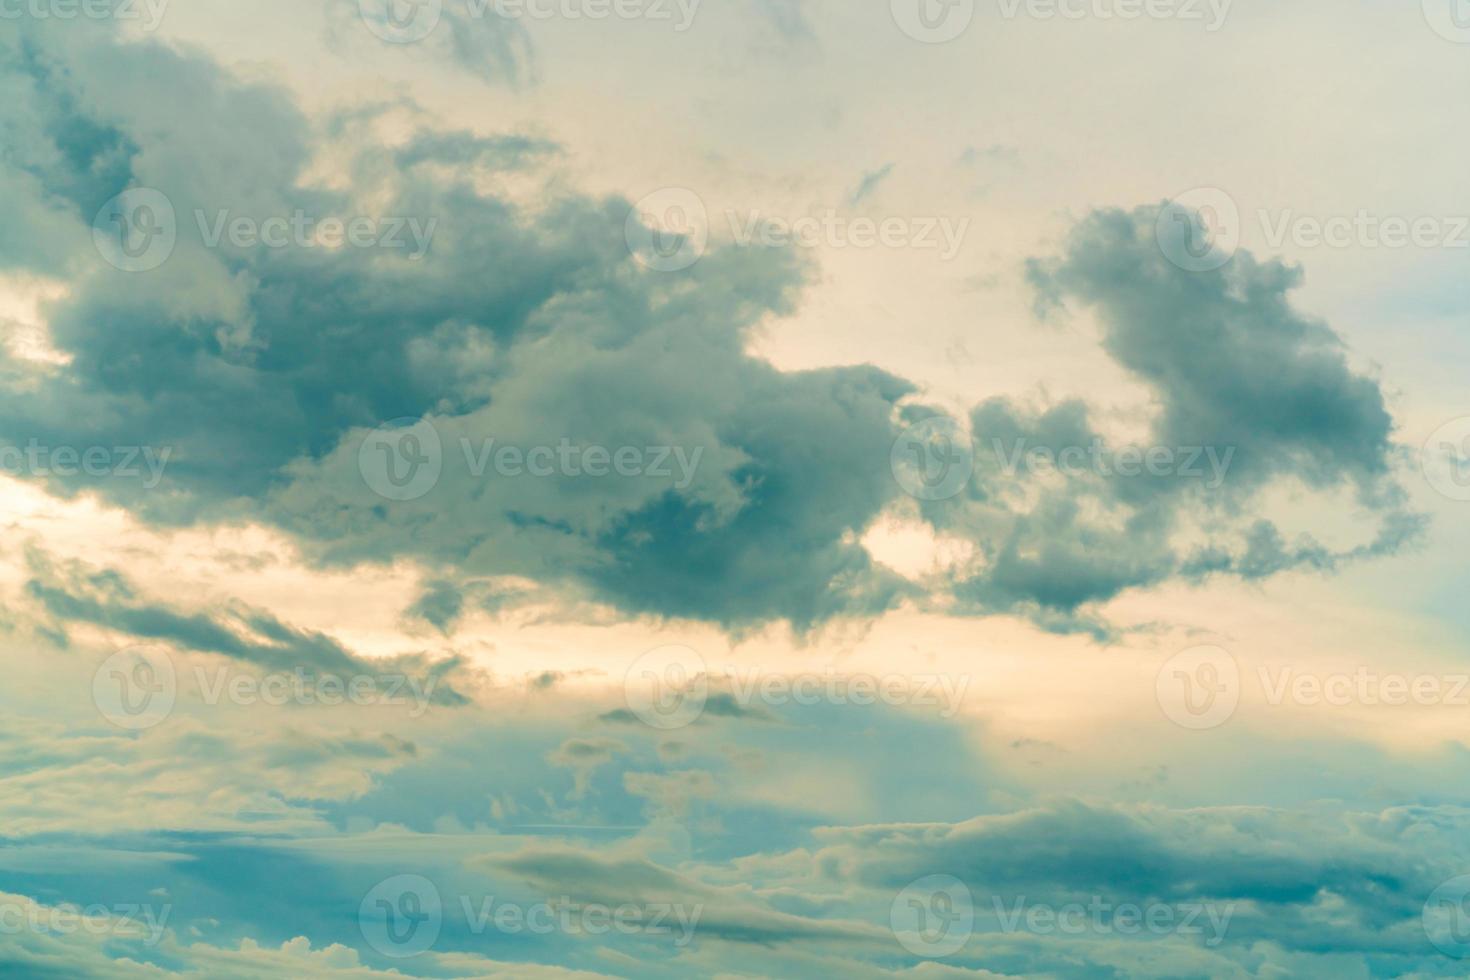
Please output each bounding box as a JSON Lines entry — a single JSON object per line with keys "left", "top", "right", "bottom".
{"left": 0, "top": 0, "right": 1469, "bottom": 977}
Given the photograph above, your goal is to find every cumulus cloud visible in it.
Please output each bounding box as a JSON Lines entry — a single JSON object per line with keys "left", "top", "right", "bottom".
{"left": 919, "top": 206, "right": 1424, "bottom": 634}
{"left": 0, "top": 24, "right": 1423, "bottom": 642}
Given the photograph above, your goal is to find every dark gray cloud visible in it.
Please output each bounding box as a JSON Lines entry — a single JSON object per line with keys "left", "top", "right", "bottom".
{"left": 0, "top": 26, "right": 1420, "bottom": 638}
{"left": 0, "top": 21, "right": 913, "bottom": 631}
{"left": 23, "top": 548, "right": 467, "bottom": 703}
{"left": 810, "top": 799, "right": 1465, "bottom": 958}
{"left": 920, "top": 205, "right": 1423, "bottom": 634}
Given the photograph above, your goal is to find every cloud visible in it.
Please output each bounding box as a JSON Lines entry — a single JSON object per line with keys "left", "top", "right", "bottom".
{"left": 849, "top": 163, "right": 896, "bottom": 206}
{"left": 917, "top": 205, "right": 1425, "bottom": 633}
{"left": 0, "top": 26, "right": 1422, "bottom": 640}
{"left": 22, "top": 548, "right": 467, "bottom": 704}
{"left": 808, "top": 799, "right": 1464, "bottom": 958}
{"left": 0, "top": 20, "right": 915, "bottom": 633}
{"left": 548, "top": 736, "right": 628, "bottom": 800}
